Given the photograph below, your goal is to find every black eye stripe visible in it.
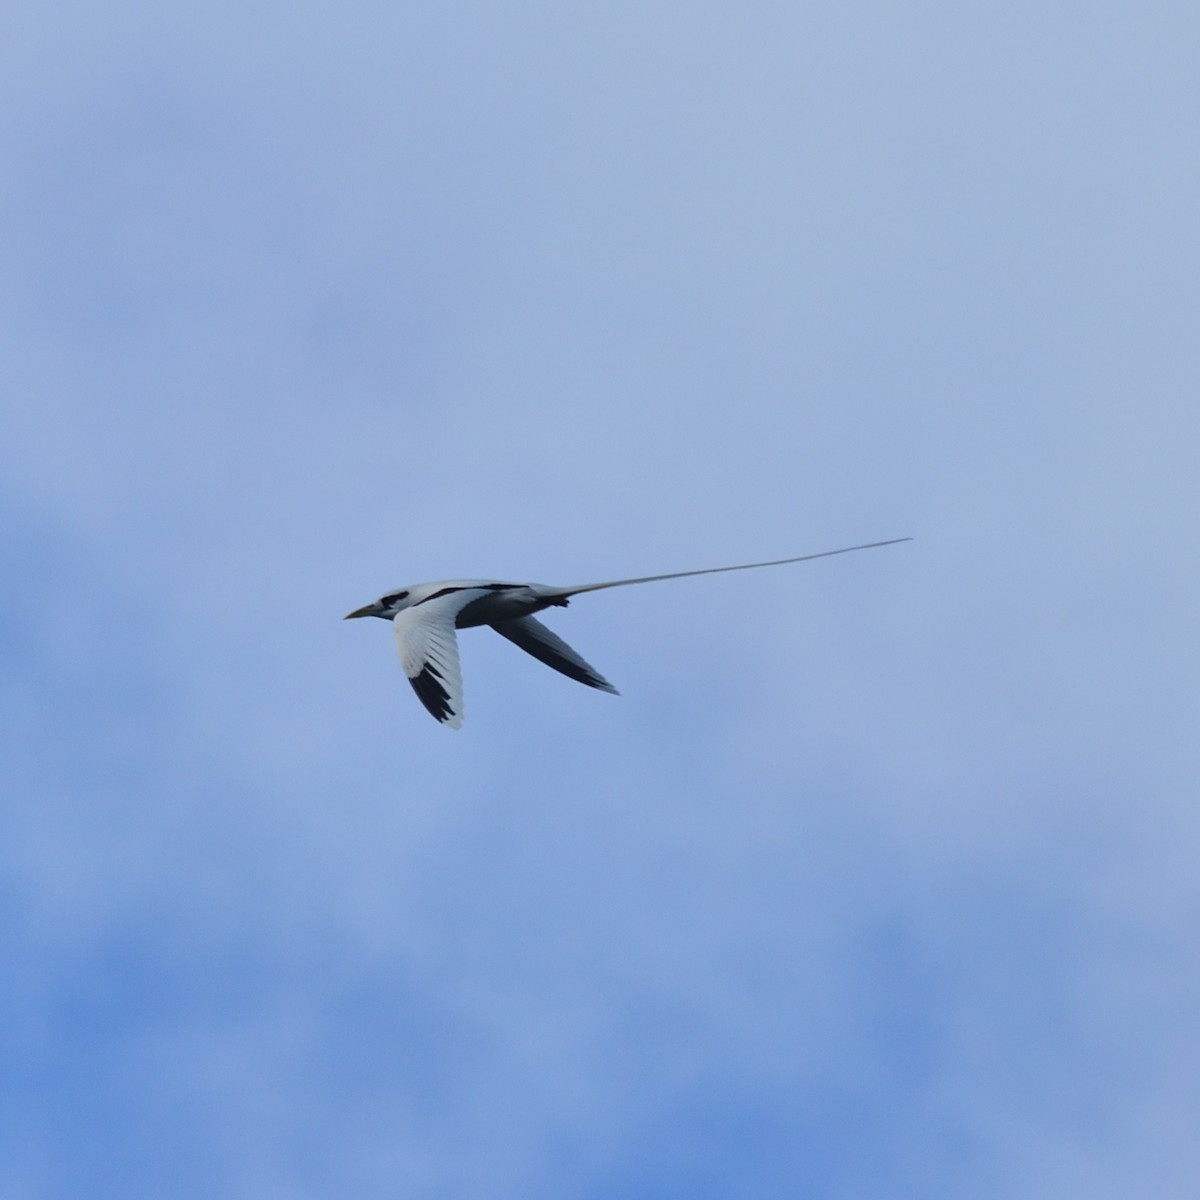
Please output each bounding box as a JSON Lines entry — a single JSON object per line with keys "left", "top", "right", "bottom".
{"left": 381, "top": 590, "right": 409, "bottom": 606}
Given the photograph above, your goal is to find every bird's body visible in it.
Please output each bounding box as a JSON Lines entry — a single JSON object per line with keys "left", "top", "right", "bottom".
{"left": 344, "top": 538, "right": 910, "bottom": 728}
{"left": 400, "top": 580, "right": 569, "bottom": 628}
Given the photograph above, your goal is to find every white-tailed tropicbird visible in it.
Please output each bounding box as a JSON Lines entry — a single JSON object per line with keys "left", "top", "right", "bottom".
{"left": 344, "top": 538, "right": 910, "bottom": 728}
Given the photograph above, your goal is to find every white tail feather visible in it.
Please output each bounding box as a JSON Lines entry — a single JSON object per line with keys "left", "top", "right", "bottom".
{"left": 545, "top": 538, "right": 912, "bottom": 599}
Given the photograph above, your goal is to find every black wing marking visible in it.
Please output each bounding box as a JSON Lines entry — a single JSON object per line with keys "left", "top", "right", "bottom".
{"left": 409, "top": 661, "right": 456, "bottom": 724}
{"left": 490, "top": 616, "right": 618, "bottom": 694}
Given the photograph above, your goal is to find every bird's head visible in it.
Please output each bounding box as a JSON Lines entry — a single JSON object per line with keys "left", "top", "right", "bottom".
{"left": 343, "top": 589, "right": 412, "bottom": 621}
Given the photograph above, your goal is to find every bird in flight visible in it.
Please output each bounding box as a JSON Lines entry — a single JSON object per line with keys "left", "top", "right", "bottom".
{"left": 344, "top": 538, "right": 910, "bottom": 728}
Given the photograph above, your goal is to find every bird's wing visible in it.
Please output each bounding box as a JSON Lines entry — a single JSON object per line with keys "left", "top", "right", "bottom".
{"left": 490, "top": 616, "right": 619, "bottom": 694}
{"left": 541, "top": 538, "right": 912, "bottom": 600}
{"left": 391, "top": 589, "right": 486, "bottom": 728}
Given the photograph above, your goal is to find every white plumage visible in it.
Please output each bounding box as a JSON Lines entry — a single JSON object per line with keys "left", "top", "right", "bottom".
{"left": 344, "top": 538, "right": 910, "bottom": 728}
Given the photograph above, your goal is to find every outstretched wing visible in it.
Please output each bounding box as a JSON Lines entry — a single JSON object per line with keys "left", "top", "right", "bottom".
{"left": 490, "top": 616, "right": 618, "bottom": 694}
{"left": 392, "top": 589, "right": 487, "bottom": 728}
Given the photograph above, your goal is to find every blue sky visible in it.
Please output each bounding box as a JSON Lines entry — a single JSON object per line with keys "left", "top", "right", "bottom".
{"left": 3, "top": 2, "right": 1198, "bottom": 1197}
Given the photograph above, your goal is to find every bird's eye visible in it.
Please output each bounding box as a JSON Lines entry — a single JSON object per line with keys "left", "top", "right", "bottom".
{"left": 381, "top": 590, "right": 409, "bottom": 607}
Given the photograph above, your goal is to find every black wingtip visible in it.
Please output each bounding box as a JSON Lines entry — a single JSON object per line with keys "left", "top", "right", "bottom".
{"left": 409, "top": 664, "right": 456, "bottom": 724}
